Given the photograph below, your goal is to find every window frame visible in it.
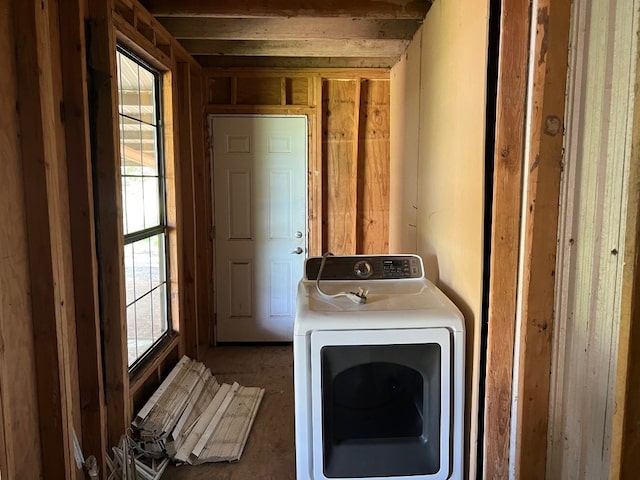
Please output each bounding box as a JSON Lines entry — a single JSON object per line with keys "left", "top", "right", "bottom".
{"left": 116, "top": 45, "right": 172, "bottom": 371}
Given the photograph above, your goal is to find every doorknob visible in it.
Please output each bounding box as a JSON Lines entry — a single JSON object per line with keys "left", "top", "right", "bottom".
{"left": 290, "top": 247, "right": 303, "bottom": 255}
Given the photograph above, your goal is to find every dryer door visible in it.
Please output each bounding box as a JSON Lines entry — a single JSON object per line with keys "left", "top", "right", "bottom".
{"left": 310, "top": 328, "right": 452, "bottom": 480}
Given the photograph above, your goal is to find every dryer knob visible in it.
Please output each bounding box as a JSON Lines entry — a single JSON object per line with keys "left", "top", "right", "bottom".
{"left": 354, "top": 260, "right": 373, "bottom": 279}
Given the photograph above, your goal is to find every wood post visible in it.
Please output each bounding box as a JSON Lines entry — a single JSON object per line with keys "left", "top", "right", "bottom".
{"left": 87, "top": 0, "right": 131, "bottom": 449}
{"left": 191, "top": 68, "right": 214, "bottom": 346}
{"left": 483, "top": 0, "right": 530, "bottom": 476}
{"left": 513, "top": 1, "right": 571, "bottom": 477}
{"left": 177, "top": 61, "right": 199, "bottom": 359}
{"left": 11, "top": 0, "right": 81, "bottom": 477}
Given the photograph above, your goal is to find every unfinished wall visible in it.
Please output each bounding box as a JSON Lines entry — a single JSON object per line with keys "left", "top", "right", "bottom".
{"left": 203, "top": 69, "right": 391, "bottom": 256}
{"left": 390, "top": 0, "right": 489, "bottom": 476}
{"left": 0, "top": 3, "right": 43, "bottom": 478}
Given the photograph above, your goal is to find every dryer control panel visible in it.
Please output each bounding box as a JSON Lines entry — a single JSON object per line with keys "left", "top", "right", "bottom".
{"left": 305, "top": 255, "right": 423, "bottom": 281}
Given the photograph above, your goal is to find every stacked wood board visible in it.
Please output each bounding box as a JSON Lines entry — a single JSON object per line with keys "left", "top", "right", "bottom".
{"left": 132, "top": 356, "right": 265, "bottom": 464}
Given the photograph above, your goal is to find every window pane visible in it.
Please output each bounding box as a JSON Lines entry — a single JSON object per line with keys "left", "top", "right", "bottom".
{"left": 151, "top": 287, "right": 167, "bottom": 342}
{"left": 143, "top": 177, "right": 160, "bottom": 228}
{"left": 133, "top": 293, "right": 154, "bottom": 360}
{"left": 125, "top": 235, "right": 166, "bottom": 303}
{"left": 138, "top": 67, "right": 156, "bottom": 126}
{"left": 117, "top": 53, "right": 143, "bottom": 122}
{"left": 121, "top": 120, "right": 159, "bottom": 177}
{"left": 150, "top": 233, "right": 167, "bottom": 285}
{"left": 127, "top": 304, "right": 137, "bottom": 366}
{"left": 133, "top": 237, "right": 152, "bottom": 298}
{"left": 124, "top": 243, "right": 135, "bottom": 306}
{"left": 122, "top": 176, "right": 145, "bottom": 234}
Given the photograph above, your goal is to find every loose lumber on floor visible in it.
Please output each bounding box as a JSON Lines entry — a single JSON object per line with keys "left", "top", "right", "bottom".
{"left": 131, "top": 356, "right": 265, "bottom": 464}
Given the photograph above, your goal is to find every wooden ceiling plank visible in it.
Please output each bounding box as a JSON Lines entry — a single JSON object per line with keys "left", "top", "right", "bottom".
{"left": 194, "top": 56, "right": 397, "bottom": 68}
{"left": 157, "top": 17, "right": 421, "bottom": 41}
{"left": 141, "top": 0, "right": 432, "bottom": 19}
{"left": 180, "top": 38, "right": 409, "bottom": 57}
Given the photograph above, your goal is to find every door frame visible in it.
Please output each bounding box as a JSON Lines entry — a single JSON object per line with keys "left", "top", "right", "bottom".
{"left": 208, "top": 113, "right": 312, "bottom": 343}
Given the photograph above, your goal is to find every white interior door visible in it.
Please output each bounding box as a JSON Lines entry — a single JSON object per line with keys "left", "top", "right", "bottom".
{"left": 210, "top": 115, "right": 307, "bottom": 342}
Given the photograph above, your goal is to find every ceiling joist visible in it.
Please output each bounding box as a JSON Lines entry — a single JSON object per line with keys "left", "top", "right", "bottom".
{"left": 194, "top": 55, "right": 401, "bottom": 69}
{"left": 156, "top": 17, "right": 422, "bottom": 41}
{"left": 141, "top": 0, "right": 430, "bottom": 69}
{"left": 141, "top": 0, "right": 432, "bottom": 19}
{"left": 180, "top": 38, "right": 409, "bottom": 58}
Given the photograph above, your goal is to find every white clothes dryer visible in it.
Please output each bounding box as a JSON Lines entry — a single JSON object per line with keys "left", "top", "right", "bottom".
{"left": 294, "top": 254, "right": 465, "bottom": 480}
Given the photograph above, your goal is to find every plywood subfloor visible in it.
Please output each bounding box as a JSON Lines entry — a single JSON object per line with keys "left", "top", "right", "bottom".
{"left": 161, "top": 345, "right": 295, "bottom": 479}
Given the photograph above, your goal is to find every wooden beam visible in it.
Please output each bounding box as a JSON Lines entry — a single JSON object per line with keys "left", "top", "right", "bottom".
{"left": 309, "top": 76, "right": 324, "bottom": 256}
{"left": 513, "top": 0, "right": 571, "bottom": 478}
{"left": 190, "top": 67, "right": 214, "bottom": 346}
{"left": 483, "top": 0, "right": 530, "bottom": 476}
{"left": 12, "top": 0, "right": 77, "bottom": 477}
{"left": 196, "top": 56, "right": 397, "bottom": 69}
{"left": 87, "top": 0, "right": 131, "bottom": 448}
{"left": 59, "top": 0, "right": 108, "bottom": 474}
{"left": 177, "top": 62, "right": 199, "bottom": 359}
{"left": 114, "top": 0, "right": 199, "bottom": 68}
{"left": 0, "top": 1, "right": 44, "bottom": 477}
{"left": 157, "top": 17, "right": 421, "bottom": 40}
{"left": 141, "top": 0, "right": 432, "bottom": 19}
{"left": 180, "top": 39, "right": 409, "bottom": 58}
{"left": 203, "top": 67, "right": 391, "bottom": 79}
{"left": 164, "top": 69, "right": 183, "bottom": 355}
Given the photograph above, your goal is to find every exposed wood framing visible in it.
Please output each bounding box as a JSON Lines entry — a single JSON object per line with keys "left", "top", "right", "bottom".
{"left": 157, "top": 17, "right": 421, "bottom": 40}
{"left": 310, "top": 76, "right": 323, "bottom": 257}
{"left": 179, "top": 38, "right": 409, "bottom": 58}
{"left": 191, "top": 68, "right": 214, "bottom": 346}
{"left": 113, "top": 0, "right": 198, "bottom": 67}
{"left": 141, "top": 0, "right": 432, "bottom": 19}
{"left": 203, "top": 69, "right": 390, "bottom": 256}
{"left": 87, "top": 0, "right": 131, "bottom": 449}
{"left": 483, "top": 0, "right": 530, "bottom": 476}
{"left": 129, "top": 336, "right": 181, "bottom": 408}
{"left": 323, "top": 79, "right": 359, "bottom": 254}
{"left": 12, "top": 0, "right": 78, "bottom": 477}
{"left": 177, "top": 62, "right": 199, "bottom": 359}
{"left": 357, "top": 79, "right": 390, "bottom": 253}
{"left": 59, "top": 0, "right": 108, "bottom": 474}
{"left": 513, "top": 1, "right": 571, "bottom": 478}
{"left": 196, "top": 56, "right": 400, "bottom": 69}
{"left": 0, "top": 1, "right": 43, "bottom": 477}
{"left": 165, "top": 69, "right": 183, "bottom": 357}
{"left": 111, "top": 0, "right": 204, "bottom": 426}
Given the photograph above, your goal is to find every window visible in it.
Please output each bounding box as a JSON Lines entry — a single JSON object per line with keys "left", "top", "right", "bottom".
{"left": 116, "top": 48, "right": 169, "bottom": 368}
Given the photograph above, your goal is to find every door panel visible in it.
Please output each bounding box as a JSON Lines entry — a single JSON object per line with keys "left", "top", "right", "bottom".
{"left": 211, "top": 115, "right": 307, "bottom": 341}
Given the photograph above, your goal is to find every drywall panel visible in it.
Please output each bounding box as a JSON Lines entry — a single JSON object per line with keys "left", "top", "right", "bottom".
{"left": 0, "top": 2, "right": 43, "bottom": 477}
{"left": 389, "top": 34, "right": 421, "bottom": 254}
{"left": 411, "top": 0, "right": 489, "bottom": 476}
